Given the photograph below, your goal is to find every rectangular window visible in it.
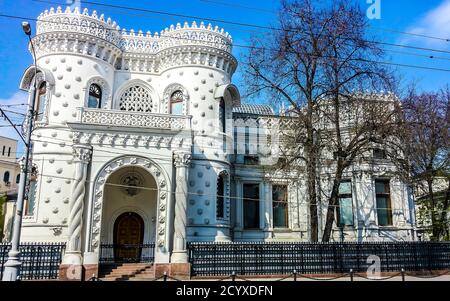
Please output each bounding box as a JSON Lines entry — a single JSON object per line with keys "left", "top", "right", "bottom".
{"left": 2, "top": 146, "right": 4, "bottom": 156}
{"left": 243, "top": 183, "right": 260, "bottom": 229}
{"left": 337, "top": 181, "right": 354, "bottom": 226}
{"left": 375, "top": 180, "right": 393, "bottom": 226}
{"left": 244, "top": 155, "right": 259, "bottom": 165}
{"left": 272, "top": 185, "right": 288, "bottom": 228}
{"left": 7, "top": 147, "right": 11, "bottom": 157}
{"left": 373, "top": 148, "right": 387, "bottom": 159}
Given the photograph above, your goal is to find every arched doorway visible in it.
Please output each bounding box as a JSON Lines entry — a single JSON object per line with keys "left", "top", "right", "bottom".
{"left": 113, "top": 212, "right": 144, "bottom": 262}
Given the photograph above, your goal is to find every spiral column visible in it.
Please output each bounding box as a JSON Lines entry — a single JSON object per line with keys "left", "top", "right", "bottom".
{"left": 170, "top": 151, "right": 191, "bottom": 263}
{"left": 61, "top": 144, "right": 92, "bottom": 279}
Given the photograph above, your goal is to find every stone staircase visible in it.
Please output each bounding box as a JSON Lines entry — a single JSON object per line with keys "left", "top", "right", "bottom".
{"left": 99, "top": 263, "right": 155, "bottom": 281}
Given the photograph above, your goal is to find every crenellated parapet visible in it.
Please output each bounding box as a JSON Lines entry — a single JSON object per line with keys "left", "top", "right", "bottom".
{"left": 33, "top": 6, "right": 237, "bottom": 75}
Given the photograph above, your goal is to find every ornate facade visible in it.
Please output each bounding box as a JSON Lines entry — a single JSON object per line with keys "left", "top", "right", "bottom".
{"left": 18, "top": 7, "right": 416, "bottom": 278}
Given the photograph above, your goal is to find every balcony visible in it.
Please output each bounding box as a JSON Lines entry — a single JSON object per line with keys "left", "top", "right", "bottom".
{"left": 76, "top": 108, "right": 191, "bottom": 131}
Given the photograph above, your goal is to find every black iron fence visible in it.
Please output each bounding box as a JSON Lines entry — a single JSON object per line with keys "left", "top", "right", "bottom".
{"left": 99, "top": 243, "right": 155, "bottom": 264}
{"left": 0, "top": 242, "right": 66, "bottom": 280}
{"left": 188, "top": 241, "right": 450, "bottom": 276}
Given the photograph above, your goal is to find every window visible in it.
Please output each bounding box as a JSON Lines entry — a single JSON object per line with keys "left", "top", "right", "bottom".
{"left": 170, "top": 90, "right": 184, "bottom": 115}
{"left": 2, "top": 146, "right": 4, "bottom": 156}
{"left": 3, "top": 171, "right": 10, "bottom": 183}
{"left": 243, "top": 183, "right": 260, "bottom": 229}
{"left": 373, "top": 148, "right": 387, "bottom": 159}
{"left": 7, "top": 147, "right": 11, "bottom": 157}
{"left": 35, "top": 81, "right": 47, "bottom": 121}
{"left": 244, "top": 155, "right": 259, "bottom": 165}
{"left": 219, "top": 98, "right": 226, "bottom": 133}
{"left": 88, "top": 84, "right": 102, "bottom": 108}
{"left": 337, "top": 181, "right": 354, "bottom": 226}
{"left": 375, "top": 180, "right": 393, "bottom": 226}
{"left": 25, "top": 179, "right": 37, "bottom": 216}
{"left": 119, "top": 85, "right": 153, "bottom": 112}
{"left": 25, "top": 167, "right": 38, "bottom": 216}
{"left": 216, "top": 174, "right": 225, "bottom": 219}
{"left": 272, "top": 185, "right": 288, "bottom": 228}
{"left": 16, "top": 174, "right": 20, "bottom": 184}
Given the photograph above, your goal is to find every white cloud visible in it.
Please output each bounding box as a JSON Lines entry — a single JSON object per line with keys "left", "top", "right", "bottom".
{"left": 0, "top": 91, "right": 28, "bottom": 143}
{"left": 399, "top": 0, "right": 450, "bottom": 48}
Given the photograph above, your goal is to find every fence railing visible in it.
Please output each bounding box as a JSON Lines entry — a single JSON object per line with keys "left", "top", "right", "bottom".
{"left": 187, "top": 241, "right": 450, "bottom": 276}
{"left": 99, "top": 243, "right": 155, "bottom": 264}
{"left": 0, "top": 242, "right": 66, "bottom": 280}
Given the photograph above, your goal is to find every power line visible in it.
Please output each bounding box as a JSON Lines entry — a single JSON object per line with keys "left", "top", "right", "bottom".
{"left": 26, "top": 156, "right": 420, "bottom": 212}
{"left": 197, "top": 0, "right": 450, "bottom": 43}
{"left": 32, "top": 0, "right": 450, "bottom": 55}
{"left": 2, "top": 14, "right": 450, "bottom": 73}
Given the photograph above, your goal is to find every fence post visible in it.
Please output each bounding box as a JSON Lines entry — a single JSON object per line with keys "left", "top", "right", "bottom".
{"left": 293, "top": 269, "right": 297, "bottom": 282}
{"left": 350, "top": 269, "right": 353, "bottom": 282}
{"left": 401, "top": 268, "right": 405, "bottom": 282}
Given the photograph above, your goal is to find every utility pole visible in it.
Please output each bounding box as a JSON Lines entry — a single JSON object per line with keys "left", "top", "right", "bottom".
{"left": 2, "top": 22, "right": 37, "bottom": 281}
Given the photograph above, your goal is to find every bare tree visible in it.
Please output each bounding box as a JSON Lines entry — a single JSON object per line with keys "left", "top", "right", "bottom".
{"left": 244, "top": 0, "right": 394, "bottom": 241}
{"left": 392, "top": 88, "right": 450, "bottom": 240}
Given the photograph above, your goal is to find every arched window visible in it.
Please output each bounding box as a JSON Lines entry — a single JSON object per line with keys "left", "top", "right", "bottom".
{"left": 119, "top": 85, "right": 153, "bottom": 112}
{"left": 216, "top": 173, "right": 225, "bottom": 219}
{"left": 16, "top": 174, "right": 20, "bottom": 184}
{"left": 170, "top": 90, "right": 184, "bottom": 115}
{"left": 88, "top": 84, "right": 102, "bottom": 108}
{"left": 3, "top": 171, "right": 10, "bottom": 183}
{"left": 219, "top": 98, "right": 226, "bottom": 133}
{"left": 35, "top": 81, "right": 47, "bottom": 121}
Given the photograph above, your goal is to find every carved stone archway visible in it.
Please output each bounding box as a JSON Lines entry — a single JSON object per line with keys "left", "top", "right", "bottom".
{"left": 89, "top": 156, "right": 170, "bottom": 254}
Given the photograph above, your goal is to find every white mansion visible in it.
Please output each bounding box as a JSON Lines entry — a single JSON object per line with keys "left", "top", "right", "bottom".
{"left": 17, "top": 7, "right": 416, "bottom": 278}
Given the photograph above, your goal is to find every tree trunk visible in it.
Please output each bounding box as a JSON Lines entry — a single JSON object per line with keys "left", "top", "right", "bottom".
{"left": 322, "top": 161, "right": 344, "bottom": 242}
{"left": 306, "top": 143, "right": 319, "bottom": 242}
{"left": 427, "top": 178, "right": 438, "bottom": 240}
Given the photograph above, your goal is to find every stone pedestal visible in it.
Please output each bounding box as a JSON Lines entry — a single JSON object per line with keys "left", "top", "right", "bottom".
{"left": 153, "top": 263, "right": 191, "bottom": 280}
{"left": 170, "top": 263, "right": 191, "bottom": 280}
{"left": 59, "top": 264, "right": 83, "bottom": 281}
{"left": 83, "top": 264, "right": 99, "bottom": 280}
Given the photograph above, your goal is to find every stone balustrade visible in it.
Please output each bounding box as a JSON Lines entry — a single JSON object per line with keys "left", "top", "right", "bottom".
{"left": 78, "top": 108, "right": 191, "bottom": 131}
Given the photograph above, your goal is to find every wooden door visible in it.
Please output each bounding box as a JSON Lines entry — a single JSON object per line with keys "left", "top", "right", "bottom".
{"left": 114, "top": 212, "right": 144, "bottom": 262}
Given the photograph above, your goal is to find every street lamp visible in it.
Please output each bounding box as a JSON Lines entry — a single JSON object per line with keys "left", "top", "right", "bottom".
{"left": 2, "top": 21, "right": 37, "bottom": 281}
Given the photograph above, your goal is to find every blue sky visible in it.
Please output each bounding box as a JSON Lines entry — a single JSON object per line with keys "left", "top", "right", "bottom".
{"left": 1, "top": 0, "right": 449, "bottom": 155}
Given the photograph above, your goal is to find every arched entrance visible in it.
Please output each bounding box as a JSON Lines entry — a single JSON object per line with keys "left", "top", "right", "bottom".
{"left": 113, "top": 212, "right": 144, "bottom": 262}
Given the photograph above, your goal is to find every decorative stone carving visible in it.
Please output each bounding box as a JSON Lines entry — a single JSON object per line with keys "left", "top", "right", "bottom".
{"left": 66, "top": 144, "right": 92, "bottom": 256}
{"left": 79, "top": 108, "right": 190, "bottom": 130}
{"left": 162, "top": 83, "right": 189, "bottom": 114}
{"left": 90, "top": 156, "right": 169, "bottom": 251}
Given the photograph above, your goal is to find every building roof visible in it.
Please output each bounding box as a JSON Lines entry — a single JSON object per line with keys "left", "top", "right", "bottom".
{"left": 232, "top": 104, "right": 275, "bottom": 116}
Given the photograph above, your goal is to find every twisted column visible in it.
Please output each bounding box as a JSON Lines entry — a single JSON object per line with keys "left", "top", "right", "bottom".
{"left": 63, "top": 144, "right": 92, "bottom": 265}
{"left": 171, "top": 151, "right": 191, "bottom": 263}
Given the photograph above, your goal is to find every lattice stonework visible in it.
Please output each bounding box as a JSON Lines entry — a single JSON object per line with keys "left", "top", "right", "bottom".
{"left": 119, "top": 85, "right": 153, "bottom": 112}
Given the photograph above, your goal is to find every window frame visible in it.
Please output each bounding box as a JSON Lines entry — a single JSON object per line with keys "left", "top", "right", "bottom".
{"left": 87, "top": 83, "right": 102, "bottom": 109}
{"left": 35, "top": 81, "right": 47, "bottom": 122}
{"left": 169, "top": 90, "right": 185, "bottom": 115}
{"left": 272, "top": 184, "right": 289, "bottom": 229}
{"left": 216, "top": 174, "right": 225, "bottom": 219}
{"left": 3, "top": 171, "right": 10, "bottom": 183}
{"left": 242, "top": 182, "right": 261, "bottom": 230}
{"left": 375, "top": 179, "right": 393, "bottom": 226}
{"left": 336, "top": 180, "right": 354, "bottom": 227}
